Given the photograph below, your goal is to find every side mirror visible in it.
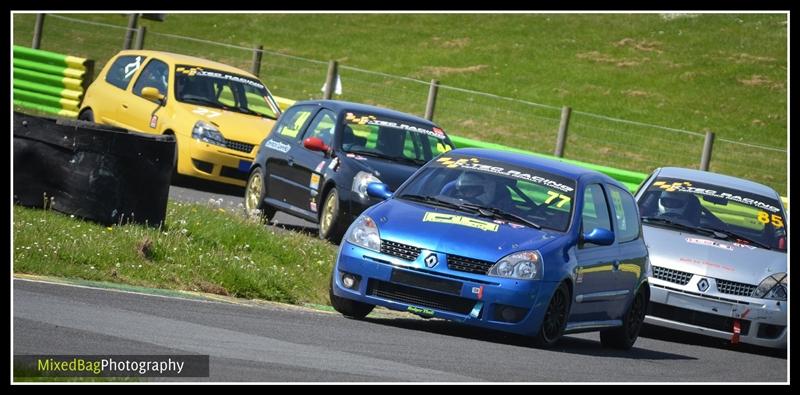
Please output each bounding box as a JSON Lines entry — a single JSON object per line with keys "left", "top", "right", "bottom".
{"left": 582, "top": 227, "right": 615, "bottom": 246}
{"left": 367, "top": 182, "right": 393, "bottom": 200}
{"left": 141, "top": 87, "right": 165, "bottom": 104}
{"left": 303, "top": 137, "right": 330, "bottom": 154}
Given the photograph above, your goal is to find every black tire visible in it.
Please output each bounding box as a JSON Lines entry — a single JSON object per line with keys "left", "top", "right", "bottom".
{"left": 532, "top": 282, "right": 571, "bottom": 348}
{"left": 78, "top": 109, "right": 94, "bottom": 123}
{"left": 329, "top": 273, "right": 374, "bottom": 319}
{"left": 244, "top": 167, "right": 276, "bottom": 224}
{"left": 600, "top": 288, "right": 648, "bottom": 350}
{"left": 319, "top": 188, "right": 346, "bottom": 243}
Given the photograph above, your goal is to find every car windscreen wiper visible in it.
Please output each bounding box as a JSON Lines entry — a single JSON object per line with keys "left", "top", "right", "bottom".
{"left": 179, "top": 96, "right": 226, "bottom": 109}
{"left": 346, "top": 149, "right": 424, "bottom": 165}
{"left": 695, "top": 227, "right": 772, "bottom": 250}
{"left": 398, "top": 194, "right": 479, "bottom": 213}
{"left": 641, "top": 216, "right": 718, "bottom": 236}
{"left": 345, "top": 149, "right": 393, "bottom": 160}
{"left": 460, "top": 203, "right": 542, "bottom": 230}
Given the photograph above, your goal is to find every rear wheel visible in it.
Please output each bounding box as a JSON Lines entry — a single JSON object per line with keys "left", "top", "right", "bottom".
{"left": 532, "top": 282, "right": 571, "bottom": 348}
{"left": 600, "top": 288, "right": 647, "bottom": 350}
{"left": 245, "top": 167, "right": 275, "bottom": 223}
{"left": 319, "top": 188, "right": 346, "bottom": 243}
{"left": 329, "top": 272, "right": 374, "bottom": 319}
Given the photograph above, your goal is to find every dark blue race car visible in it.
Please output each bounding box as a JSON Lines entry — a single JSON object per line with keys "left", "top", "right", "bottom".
{"left": 330, "top": 148, "right": 651, "bottom": 348}
{"left": 245, "top": 100, "right": 454, "bottom": 241}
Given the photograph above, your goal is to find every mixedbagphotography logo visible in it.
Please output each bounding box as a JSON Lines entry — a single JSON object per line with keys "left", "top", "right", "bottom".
{"left": 14, "top": 355, "right": 210, "bottom": 378}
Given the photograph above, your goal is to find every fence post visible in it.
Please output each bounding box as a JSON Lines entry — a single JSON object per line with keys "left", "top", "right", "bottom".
{"left": 32, "top": 14, "right": 45, "bottom": 49}
{"left": 323, "top": 60, "right": 338, "bottom": 100}
{"left": 424, "top": 79, "right": 439, "bottom": 121}
{"left": 123, "top": 13, "right": 139, "bottom": 50}
{"left": 554, "top": 106, "right": 572, "bottom": 157}
{"left": 251, "top": 45, "right": 263, "bottom": 77}
{"left": 700, "top": 131, "right": 715, "bottom": 171}
{"left": 134, "top": 26, "right": 147, "bottom": 50}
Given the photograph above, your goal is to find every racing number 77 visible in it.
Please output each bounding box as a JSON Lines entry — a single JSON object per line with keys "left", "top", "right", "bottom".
{"left": 545, "top": 191, "right": 571, "bottom": 208}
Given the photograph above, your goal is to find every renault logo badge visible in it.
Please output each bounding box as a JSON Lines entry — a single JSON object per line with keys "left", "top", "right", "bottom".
{"left": 424, "top": 253, "right": 438, "bottom": 268}
{"left": 697, "top": 278, "right": 710, "bottom": 292}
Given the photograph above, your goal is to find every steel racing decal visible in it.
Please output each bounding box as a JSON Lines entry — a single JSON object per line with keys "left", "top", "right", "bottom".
{"left": 423, "top": 212, "right": 499, "bottom": 232}
{"left": 435, "top": 156, "right": 575, "bottom": 193}
{"left": 685, "top": 237, "right": 734, "bottom": 251}
{"left": 344, "top": 112, "right": 447, "bottom": 140}
{"left": 652, "top": 180, "right": 782, "bottom": 213}
{"left": 264, "top": 139, "right": 291, "bottom": 153}
{"left": 177, "top": 65, "right": 265, "bottom": 90}
{"left": 407, "top": 306, "right": 435, "bottom": 317}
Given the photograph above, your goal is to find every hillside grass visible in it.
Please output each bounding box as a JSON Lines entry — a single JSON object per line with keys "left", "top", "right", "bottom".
{"left": 13, "top": 201, "right": 338, "bottom": 305}
{"left": 12, "top": 12, "right": 787, "bottom": 193}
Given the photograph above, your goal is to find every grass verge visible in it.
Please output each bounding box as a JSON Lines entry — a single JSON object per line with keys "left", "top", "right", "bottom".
{"left": 13, "top": 201, "right": 338, "bottom": 306}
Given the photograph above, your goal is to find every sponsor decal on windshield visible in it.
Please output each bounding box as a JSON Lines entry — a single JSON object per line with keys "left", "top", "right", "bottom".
{"left": 344, "top": 112, "right": 447, "bottom": 140}
{"left": 652, "top": 180, "right": 781, "bottom": 213}
{"left": 685, "top": 237, "right": 734, "bottom": 251}
{"left": 177, "top": 65, "right": 265, "bottom": 90}
{"left": 264, "top": 139, "right": 291, "bottom": 153}
{"left": 422, "top": 212, "right": 499, "bottom": 232}
{"left": 434, "top": 156, "right": 575, "bottom": 193}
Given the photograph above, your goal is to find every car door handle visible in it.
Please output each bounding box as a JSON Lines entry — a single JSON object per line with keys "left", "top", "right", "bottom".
{"left": 612, "top": 260, "right": 621, "bottom": 270}
{"left": 121, "top": 104, "right": 128, "bottom": 109}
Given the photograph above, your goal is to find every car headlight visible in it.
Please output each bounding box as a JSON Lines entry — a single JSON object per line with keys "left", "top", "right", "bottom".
{"left": 352, "top": 171, "right": 382, "bottom": 199}
{"left": 752, "top": 273, "right": 787, "bottom": 301}
{"left": 488, "top": 250, "right": 543, "bottom": 280}
{"left": 345, "top": 215, "right": 381, "bottom": 252}
{"left": 191, "top": 120, "right": 226, "bottom": 147}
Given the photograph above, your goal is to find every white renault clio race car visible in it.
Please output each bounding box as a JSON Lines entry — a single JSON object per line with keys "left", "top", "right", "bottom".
{"left": 635, "top": 167, "right": 787, "bottom": 349}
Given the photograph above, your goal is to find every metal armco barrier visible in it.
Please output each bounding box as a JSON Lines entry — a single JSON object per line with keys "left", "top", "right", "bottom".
{"left": 13, "top": 112, "right": 176, "bottom": 227}
{"left": 13, "top": 45, "right": 95, "bottom": 118}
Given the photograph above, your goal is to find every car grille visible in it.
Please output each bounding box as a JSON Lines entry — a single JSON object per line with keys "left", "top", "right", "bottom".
{"left": 225, "top": 139, "right": 254, "bottom": 154}
{"left": 715, "top": 279, "right": 757, "bottom": 297}
{"left": 447, "top": 254, "right": 494, "bottom": 275}
{"left": 367, "top": 279, "right": 476, "bottom": 315}
{"left": 380, "top": 240, "right": 421, "bottom": 261}
{"left": 653, "top": 266, "right": 693, "bottom": 285}
{"left": 649, "top": 302, "right": 751, "bottom": 335}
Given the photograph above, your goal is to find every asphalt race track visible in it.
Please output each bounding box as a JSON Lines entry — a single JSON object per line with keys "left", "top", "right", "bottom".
{"left": 13, "top": 279, "right": 786, "bottom": 382}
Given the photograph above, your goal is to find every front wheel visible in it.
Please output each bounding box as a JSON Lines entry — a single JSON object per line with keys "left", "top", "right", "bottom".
{"left": 319, "top": 188, "right": 346, "bottom": 243}
{"left": 244, "top": 167, "right": 275, "bottom": 223}
{"left": 329, "top": 273, "right": 374, "bottom": 319}
{"left": 532, "top": 282, "right": 571, "bottom": 348}
{"left": 600, "top": 288, "right": 647, "bottom": 350}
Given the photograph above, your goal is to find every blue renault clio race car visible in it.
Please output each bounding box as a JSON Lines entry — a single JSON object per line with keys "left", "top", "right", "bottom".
{"left": 330, "top": 148, "right": 651, "bottom": 349}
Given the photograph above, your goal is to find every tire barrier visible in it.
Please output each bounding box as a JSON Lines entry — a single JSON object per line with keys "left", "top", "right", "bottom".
{"left": 13, "top": 45, "right": 95, "bottom": 118}
{"left": 13, "top": 112, "right": 176, "bottom": 227}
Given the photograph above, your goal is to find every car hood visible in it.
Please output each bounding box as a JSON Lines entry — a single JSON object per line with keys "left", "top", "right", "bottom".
{"left": 177, "top": 104, "right": 276, "bottom": 144}
{"left": 345, "top": 155, "right": 420, "bottom": 190}
{"left": 643, "top": 225, "right": 787, "bottom": 284}
{"left": 368, "top": 199, "right": 562, "bottom": 262}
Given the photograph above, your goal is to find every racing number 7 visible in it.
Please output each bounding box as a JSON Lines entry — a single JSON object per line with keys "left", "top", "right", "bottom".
{"left": 545, "top": 191, "right": 571, "bottom": 208}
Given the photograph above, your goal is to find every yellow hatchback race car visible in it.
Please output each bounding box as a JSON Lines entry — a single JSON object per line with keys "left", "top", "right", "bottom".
{"left": 78, "top": 50, "right": 282, "bottom": 187}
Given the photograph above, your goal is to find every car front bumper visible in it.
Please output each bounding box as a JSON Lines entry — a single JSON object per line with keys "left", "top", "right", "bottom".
{"left": 645, "top": 279, "right": 787, "bottom": 349}
{"left": 331, "top": 241, "right": 559, "bottom": 337}
{"left": 179, "top": 138, "right": 255, "bottom": 187}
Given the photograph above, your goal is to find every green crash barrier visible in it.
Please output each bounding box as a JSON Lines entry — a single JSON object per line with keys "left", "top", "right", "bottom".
{"left": 13, "top": 45, "right": 93, "bottom": 118}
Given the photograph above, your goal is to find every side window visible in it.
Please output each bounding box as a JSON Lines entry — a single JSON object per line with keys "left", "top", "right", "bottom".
{"left": 302, "top": 110, "right": 337, "bottom": 147}
{"left": 608, "top": 185, "right": 641, "bottom": 243}
{"left": 274, "top": 106, "right": 314, "bottom": 140}
{"left": 581, "top": 184, "right": 613, "bottom": 248}
{"left": 104, "top": 55, "right": 146, "bottom": 90}
{"left": 132, "top": 59, "right": 169, "bottom": 99}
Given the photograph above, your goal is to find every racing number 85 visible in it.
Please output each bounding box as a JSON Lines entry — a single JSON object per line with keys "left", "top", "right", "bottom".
{"left": 758, "top": 211, "right": 784, "bottom": 228}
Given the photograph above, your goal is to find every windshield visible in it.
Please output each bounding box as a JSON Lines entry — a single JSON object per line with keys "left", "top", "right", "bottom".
{"left": 174, "top": 65, "right": 281, "bottom": 119}
{"left": 638, "top": 177, "right": 787, "bottom": 252}
{"left": 395, "top": 154, "right": 577, "bottom": 232}
{"left": 340, "top": 112, "right": 454, "bottom": 163}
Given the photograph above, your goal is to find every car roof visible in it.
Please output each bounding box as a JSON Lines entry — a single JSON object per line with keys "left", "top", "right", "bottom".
{"left": 449, "top": 148, "right": 624, "bottom": 186}
{"left": 654, "top": 167, "right": 780, "bottom": 199}
{"left": 116, "top": 50, "right": 257, "bottom": 79}
{"left": 290, "top": 100, "right": 439, "bottom": 127}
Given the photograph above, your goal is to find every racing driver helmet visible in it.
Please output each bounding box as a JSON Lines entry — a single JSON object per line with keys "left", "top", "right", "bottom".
{"left": 657, "top": 191, "right": 695, "bottom": 218}
{"left": 454, "top": 171, "right": 495, "bottom": 206}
